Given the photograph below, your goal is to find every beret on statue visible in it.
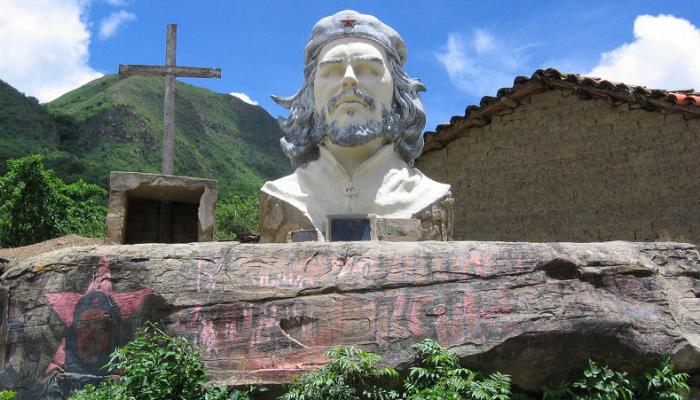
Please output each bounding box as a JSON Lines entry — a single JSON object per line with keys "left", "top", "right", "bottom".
{"left": 304, "top": 10, "right": 407, "bottom": 66}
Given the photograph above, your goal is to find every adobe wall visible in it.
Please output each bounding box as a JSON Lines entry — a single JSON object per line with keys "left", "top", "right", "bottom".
{"left": 417, "top": 90, "right": 700, "bottom": 243}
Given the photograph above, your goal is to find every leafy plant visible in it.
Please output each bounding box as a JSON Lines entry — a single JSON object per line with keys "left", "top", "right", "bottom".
{"left": 69, "top": 321, "right": 258, "bottom": 400}
{"left": 280, "top": 346, "right": 399, "bottom": 400}
{"left": 215, "top": 193, "right": 259, "bottom": 240}
{"left": 0, "top": 154, "right": 107, "bottom": 247}
{"left": 638, "top": 357, "right": 689, "bottom": 400}
{"left": 0, "top": 390, "right": 16, "bottom": 400}
{"left": 403, "top": 339, "right": 512, "bottom": 400}
{"left": 543, "top": 359, "right": 638, "bottom": 400}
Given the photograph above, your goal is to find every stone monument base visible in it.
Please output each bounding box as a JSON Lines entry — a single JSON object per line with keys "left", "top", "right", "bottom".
{"left": 1, "top": 241, "right": 698, "bottom": 398}
{"left": 106, "top": 171, "right": 218, "bottom": 244}
{"left": 259, "top": 192, "right": 454, "bottom": 243}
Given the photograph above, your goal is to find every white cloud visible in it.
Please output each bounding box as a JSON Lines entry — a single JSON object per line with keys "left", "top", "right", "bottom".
{"left": 229, "top": 92, "right": 259, "bottom": 105}
{"left": 98, "top": 10, "right": 136, "bottom": 40}
{"left": 105, "top": 0, "right": 128, "bottom": 6}
{"left": 589, "top": 15, "right": 700, "bottom": 90}
{"left": 0, "top": 0, "right": 102, "bottom": 102}
{"left": 436, "top": 30, "right": 524, "bottom": 96}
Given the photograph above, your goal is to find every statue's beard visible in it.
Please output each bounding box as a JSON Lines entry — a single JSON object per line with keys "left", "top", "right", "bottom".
{"left": 312, "top": 106, "right": 395, "bottom": 148}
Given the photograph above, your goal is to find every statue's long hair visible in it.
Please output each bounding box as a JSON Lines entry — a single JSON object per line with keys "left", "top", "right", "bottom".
{"left": 273, "top": 48, "right": 427, "bottom": 169}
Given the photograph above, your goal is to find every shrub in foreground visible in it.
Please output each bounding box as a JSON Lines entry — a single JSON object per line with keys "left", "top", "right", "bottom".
{"left": 0, "top": 390, "right": 16, "bottom": 400}
{"left": 67, "top": 321, "right": 690, "bottom": 400}
{"left": 69, "top": 322, "right": 258, "bottom": 400}
{"left": 403, "top": 339, "right": 512, "bottom": 400}
{"left": 543, "top": 357, "right": 689, "bottom": 400}
{"left": 280, "top": 346, "right": 399, "bottom": 400}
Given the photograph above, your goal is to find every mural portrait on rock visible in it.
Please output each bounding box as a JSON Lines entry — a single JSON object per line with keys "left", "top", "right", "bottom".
{"left": 44, "top": 256, "right": 152, "bottom": 376}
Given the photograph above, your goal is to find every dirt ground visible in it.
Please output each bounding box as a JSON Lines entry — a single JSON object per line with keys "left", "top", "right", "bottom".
{"left": 0, "top": 234, "right": 105, "bottom": 264}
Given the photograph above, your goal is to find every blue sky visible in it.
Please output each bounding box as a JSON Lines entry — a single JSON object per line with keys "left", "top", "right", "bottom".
{"left": 2, "top": 1, "right": 699, "bottom": 131}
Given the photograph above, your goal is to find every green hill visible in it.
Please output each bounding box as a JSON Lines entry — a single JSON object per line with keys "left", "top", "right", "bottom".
{"left": 0, "top": 80, "right": 61, "bottom": 173}
{"left": 0, "top": 75, "right": 290, "bottom": 197}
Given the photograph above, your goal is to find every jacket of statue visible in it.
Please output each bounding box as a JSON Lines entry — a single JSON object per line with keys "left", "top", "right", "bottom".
{"left": 259, "top": 144, "right": 453, "bottom": 243}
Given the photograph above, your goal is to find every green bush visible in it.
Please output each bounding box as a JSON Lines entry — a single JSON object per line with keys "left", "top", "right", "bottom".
{"left": 69, "top": 322, "right": 257, "bottom": 400}
{"left": 61, "top": 326, "right": 691, "bottom": 400}
{"left": 0, "top": 390, "right": 16, "bottom": 400}
{"left": 215, "top": 193, "right": 259, "bottom": 240}
{"left": 280, "top": 346, "right": 400, "bottom": 400}
{"left": 543, "top": 358, "right": 690, "bottom": 400}
{"left": 0, "top": 154, "right": 107, "bottom": 247}
{"left": 639, "top": 357, "right": 689, "bottom": 400}
{"left": 403, "top": 339, "right": 512, "bottom": 400}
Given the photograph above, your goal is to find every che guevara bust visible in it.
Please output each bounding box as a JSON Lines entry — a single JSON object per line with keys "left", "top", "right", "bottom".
{"left": 260, "top": 10, "right": 453, "bottom": 242}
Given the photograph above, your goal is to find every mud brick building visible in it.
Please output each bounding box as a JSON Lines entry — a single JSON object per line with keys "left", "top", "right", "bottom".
{"left": 417, "top": 68, "right": 700, "bottom": 244}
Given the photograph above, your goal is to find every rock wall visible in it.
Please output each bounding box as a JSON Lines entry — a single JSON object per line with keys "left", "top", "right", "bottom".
{"left": 1, "top": 241, "right": 699, "bottom": 398}
{"left": 417, "top": 90, "right": 700, "bottom": 244}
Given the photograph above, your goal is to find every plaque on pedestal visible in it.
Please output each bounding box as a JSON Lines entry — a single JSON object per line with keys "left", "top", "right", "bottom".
{"left": 288, "top": 229, "right": 320, "bottom": 242}
{"left": 326, "top": 214, "right": 378, "bottom": 242}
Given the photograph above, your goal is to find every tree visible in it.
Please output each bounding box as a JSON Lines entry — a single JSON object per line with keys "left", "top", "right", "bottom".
{"left": 0, "top": 154, "right": 107, "bottom": 247}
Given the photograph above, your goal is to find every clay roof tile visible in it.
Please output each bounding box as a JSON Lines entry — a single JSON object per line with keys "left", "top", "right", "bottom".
{"left": 423, "top": 68, "right": 700, "bottom": 153}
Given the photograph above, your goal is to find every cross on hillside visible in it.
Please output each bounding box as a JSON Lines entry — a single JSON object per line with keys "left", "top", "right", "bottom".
{"left": 119, "top": 24, "right": 221, "bottom": 175}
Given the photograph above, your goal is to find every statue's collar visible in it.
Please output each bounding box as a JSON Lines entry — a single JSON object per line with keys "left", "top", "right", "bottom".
{"left": 316, "top": 143, "right": 402, "bottom": 183}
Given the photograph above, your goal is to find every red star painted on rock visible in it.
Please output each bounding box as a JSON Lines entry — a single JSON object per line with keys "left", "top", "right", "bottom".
{"left": 44, "top": 255, "right": 153, "bottom": 373}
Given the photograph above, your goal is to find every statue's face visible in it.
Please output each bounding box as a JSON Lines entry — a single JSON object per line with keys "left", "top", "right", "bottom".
{"left": 313, "top": 37, "right": 394, "bottom": 127}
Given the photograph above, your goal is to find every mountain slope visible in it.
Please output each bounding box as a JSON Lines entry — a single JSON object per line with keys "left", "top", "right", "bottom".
{"left": 43, "top": 75, "right": 290, "bottom": 196}
{"left": 0, "top": 80, "right": 61, "bottom": 174}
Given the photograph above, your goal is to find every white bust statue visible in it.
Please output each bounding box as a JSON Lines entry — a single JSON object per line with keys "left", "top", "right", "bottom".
{"left": 260, "top": 10, "right": 452, "bottom": 242}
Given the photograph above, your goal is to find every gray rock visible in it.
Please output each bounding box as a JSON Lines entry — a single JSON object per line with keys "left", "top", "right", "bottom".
{"left": 1, "top": 241, "right": 699, "bottom": 398}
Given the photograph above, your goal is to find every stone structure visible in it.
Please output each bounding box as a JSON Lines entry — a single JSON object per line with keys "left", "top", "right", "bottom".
{"left": 260, "top": 10, "right": 452, "bottom": 242}
{"left": 1, "top": 241, "right": 699, "bottom": 398}
{"left": 106, "top": 171, "right": 217, "bottom": 244}
{"left": 418, "top": 68, "right": 700, "bottom": 244}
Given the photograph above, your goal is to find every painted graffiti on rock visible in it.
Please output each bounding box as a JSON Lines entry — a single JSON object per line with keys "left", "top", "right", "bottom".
{"left": 162, "top": 247, "right": 520, "bottom": 383}
{"left": 44, "top": 255, "right": 153, "bottom": 375}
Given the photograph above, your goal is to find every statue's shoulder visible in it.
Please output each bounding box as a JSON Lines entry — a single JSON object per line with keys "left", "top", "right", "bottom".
{"left": 261, "top": 172, "right": 303, "bottom": 199}
{"left": 259, "top": 173, "right": 317, "bottom": 243}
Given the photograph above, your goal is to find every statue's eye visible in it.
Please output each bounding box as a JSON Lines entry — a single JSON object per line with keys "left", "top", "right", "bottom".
{"left": 355, "top": 61, "right": 383, "bottom": 77}
{"left": 319, "top": 64, "right": 343, "bottom": 78}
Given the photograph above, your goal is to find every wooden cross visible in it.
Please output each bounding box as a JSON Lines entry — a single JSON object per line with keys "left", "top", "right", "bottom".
{"left": 119, "top": 24, "right": 221, "bottom": 175}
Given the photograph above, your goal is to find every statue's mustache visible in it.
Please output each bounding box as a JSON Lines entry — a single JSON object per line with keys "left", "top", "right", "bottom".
{"left": 326, "top": 88, "right": 376, "bottom": 115}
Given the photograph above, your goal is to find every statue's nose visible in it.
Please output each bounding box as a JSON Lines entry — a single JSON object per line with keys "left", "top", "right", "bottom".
{"left": 341, "top": 65, "right": 358, "bottom": 87}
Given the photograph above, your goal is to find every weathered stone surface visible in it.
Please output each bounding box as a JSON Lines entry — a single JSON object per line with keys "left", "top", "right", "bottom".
{"left": 1, "top": 241, "right": 699, "bottom": 398}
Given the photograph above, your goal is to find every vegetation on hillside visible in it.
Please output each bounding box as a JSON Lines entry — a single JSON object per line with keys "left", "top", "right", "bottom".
{"left": 0, "top": 80, "right": 61, "bottom": 176}
{"left": 0, "top": 155, "right": 106, "bottom": 247}
{"left": 215, "top": 193, "right": 260, "bottom": 240}
{"left": 45, "top": 75, "right": 290, "bottom": 197}
{"left": 0, "top": 76, "right": 293, "bottom": 245}
{"left": 0, "top": 76, "right": 290, "bottom": 202}
{"left": 0, "top": 154, "right": 261, "bottom": 247}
